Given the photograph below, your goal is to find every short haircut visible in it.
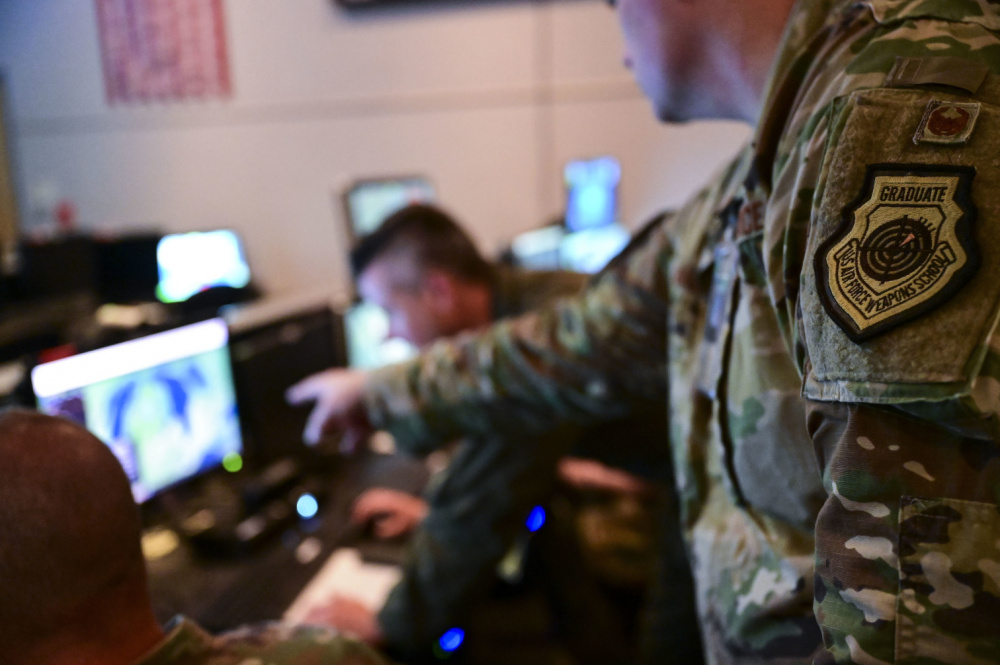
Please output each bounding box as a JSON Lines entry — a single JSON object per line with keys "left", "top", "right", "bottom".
{"left": 350, "top": 204, "right": 493, "bottom": 285}
{"left": 0, "top": 410, "right": 146, "bottom": 639}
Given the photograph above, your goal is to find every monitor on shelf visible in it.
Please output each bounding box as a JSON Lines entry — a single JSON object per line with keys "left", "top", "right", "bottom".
{"left": 563, "top": 155, "right": 621, "bottom": 233}
{"left": 31, "top": 318, "right": 244, "bottom": 503}
{"left": 506, "top": 223, "right": 629, "bottom": 275}
{"left": 156, "top": 229, "right": 252, "bottom": 304}
{"left": 508, "top": 225, "right": 566, "bottom": 272}
{"left": 559, "top": 224, "right": 630, "bottom": 274}
{"left": 342, "top": 176, "right": 435, "bottom": 241}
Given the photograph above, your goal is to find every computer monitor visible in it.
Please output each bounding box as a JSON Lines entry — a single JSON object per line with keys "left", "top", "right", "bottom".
{"left": 156, "top": 229, "right": 252, "bottom": 304}
{"left": 17, "top": 235, "right": 98, "bottom": 300}
{"left": 564, "top": 156, "right": 621, "bottom": 233}
{"left": 559, "top": 224, "right": 630, "bottom": 274}
{"left": 31, "top": 318, "right": 244, "bottom": 503}
{"left": 342, "top": 176, "right": 435, "bottom": 240}
{"left": 95, "top": 232, "right": 161, "bottom": 304}
{"left": 226, "top": 301, "right": 347, "bottom": 468}
{"left": 508, "top": 225, "right": 566, "bottom": 271}
{"left": 342, "top": 301, "right": 415, "bottom": 370}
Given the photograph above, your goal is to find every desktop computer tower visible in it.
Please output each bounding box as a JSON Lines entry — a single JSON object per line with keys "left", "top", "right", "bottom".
{"left": 227, "top": 301, "right": 346, "bottom": 471}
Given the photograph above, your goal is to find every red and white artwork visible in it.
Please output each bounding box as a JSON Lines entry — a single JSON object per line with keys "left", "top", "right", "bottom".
{"left": 95, "top": 0, "right": 231, "bottom": 105}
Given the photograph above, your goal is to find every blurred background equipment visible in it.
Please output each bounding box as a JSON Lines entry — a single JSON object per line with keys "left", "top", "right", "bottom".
{"left": 505, "top": 155, "right": 630, "bottom": 274}
{"left": 342, "top": 176, "right": 436, "bottom": 242}
{"left": 156, "top": 229, "right": 252, "bottom": 304}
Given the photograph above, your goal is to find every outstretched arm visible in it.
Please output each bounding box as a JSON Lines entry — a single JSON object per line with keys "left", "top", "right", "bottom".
{"left": 286, "top": 368, "right": 372, "bottom": 449}
{"left": 359, "top": 216, "right": 676, "bottom": 456}
{"left": 287, "top": 213, "right": 676, "bottom": 456}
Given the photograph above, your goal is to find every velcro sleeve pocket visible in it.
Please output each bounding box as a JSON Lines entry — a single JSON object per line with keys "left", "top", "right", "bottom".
{"left": 897, "top": 496, "right": 1000, "bottom": 663}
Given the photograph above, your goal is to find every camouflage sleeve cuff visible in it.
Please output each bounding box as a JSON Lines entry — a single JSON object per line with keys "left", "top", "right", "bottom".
{"left": 363, "top": 361, "right": 407, "bottom": 430}
{"left": 363, "top": 361, "right": 453, "bottom": 457}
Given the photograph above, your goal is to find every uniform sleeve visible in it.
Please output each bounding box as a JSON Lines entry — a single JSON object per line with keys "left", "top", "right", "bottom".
{"left": 806, "top": 401, "right": 1000, "bottom": 665}
{"left": 376, "top": 424, "right": 578, "bottom": 655}
{"left": 363, "top": 218, "right": 672, "bottom": 456}
{"left": 791, "top": 28, "right": 1000, "bottom": 664}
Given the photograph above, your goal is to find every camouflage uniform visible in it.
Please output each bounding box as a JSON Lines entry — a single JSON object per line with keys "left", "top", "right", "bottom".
{"left": 135, "top": 616, "right": 388, "bottom": 665}
{"left": 363, "top": 1, "right": 1000, "bottom": 663}
{"left": 376, "top": 266, "right": 700, "bottom": 665}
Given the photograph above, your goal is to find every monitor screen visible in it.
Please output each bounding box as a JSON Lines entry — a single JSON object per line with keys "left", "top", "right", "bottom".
{"left": 156, "top": 229, "right": 252, "bottom": 304}
{"left": 559, "top": 224, "right": 630, "bottom": 274}
{"left": 509, "top": 225, "right": 566, "bottom": 271}
{"left": 343, "top": 301, "right": 415, "bottom": 370}
{"left": 31, "top": 318, "right": 244, "bottom": 503}
{"left": 564, "top": 156, "right": 621, "bottom": 233}
{"left": 344, "top": 177, "right": 435, "bottom": 239}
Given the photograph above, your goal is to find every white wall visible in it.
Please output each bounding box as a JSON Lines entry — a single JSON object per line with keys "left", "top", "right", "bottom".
{"left": 0, "top": 0, "right": 749, "bottom": 302}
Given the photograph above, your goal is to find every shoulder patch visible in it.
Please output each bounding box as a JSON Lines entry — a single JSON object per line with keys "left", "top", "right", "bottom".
{"left": 914, "top": 101, "right": 981, "bottom": 145}
{"left": 815, "top": 164, "right": 979, "bottom": 342}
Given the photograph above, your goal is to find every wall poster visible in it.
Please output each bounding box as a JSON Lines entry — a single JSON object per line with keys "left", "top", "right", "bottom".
{"left": 95, "top": 0, "right": 232, "bottom": 105}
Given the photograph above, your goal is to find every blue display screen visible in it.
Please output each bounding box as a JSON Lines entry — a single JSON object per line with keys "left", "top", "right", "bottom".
{"left": 564, "top": 156, "right": 621, "bottom": 232}
{"left": 32, "top": 319, "right": 244, "bottom": 503}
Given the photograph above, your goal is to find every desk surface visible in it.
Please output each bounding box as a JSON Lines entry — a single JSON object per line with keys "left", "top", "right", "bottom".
{"left": 146, "top": 451, "right": 426, "bottom": 633}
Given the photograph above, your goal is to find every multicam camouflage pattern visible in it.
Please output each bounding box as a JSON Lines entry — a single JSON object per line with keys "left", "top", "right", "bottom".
{"left": 773, "top": 1, "right": 1000, "bottom": 664}
{"left": 897, "top": 497, "right": 1000, "bottom": 664}
{"left": 375, "top": 267, "right": 700, "bottom": 664}
{"left": 135, "top": 616, "right": 388, "bottom": 665}
{"left": 376, "top": 266, "right": 589, "bottom": 651}
{"left": 364, "top": 1, "right": 1000, "bottom": 663}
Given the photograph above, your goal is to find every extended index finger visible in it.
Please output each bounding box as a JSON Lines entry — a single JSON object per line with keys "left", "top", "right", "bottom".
{"left": 285, "top": 371, "right": 330, "bottom": 405}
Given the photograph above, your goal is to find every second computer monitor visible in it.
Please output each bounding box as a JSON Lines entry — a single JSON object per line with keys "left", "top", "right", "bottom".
{"left": 31, "top": 318, "right": 244, "bottom": 504}
{"left": 342, "top": 176, "right": 435, "bottom": 241}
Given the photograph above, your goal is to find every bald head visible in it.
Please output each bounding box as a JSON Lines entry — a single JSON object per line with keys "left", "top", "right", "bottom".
{"left": 0, "top": 410, "right": 157, "bottom": 661}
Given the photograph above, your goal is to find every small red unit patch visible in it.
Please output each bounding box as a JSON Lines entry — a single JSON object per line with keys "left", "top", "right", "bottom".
{"left": 914, "top": 101, "right": 980, "bottom": 145}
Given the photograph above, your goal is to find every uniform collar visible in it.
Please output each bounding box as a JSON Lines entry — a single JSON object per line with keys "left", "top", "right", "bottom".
{"left": 751, "top": 0, "right": 999, "bottom": 192}
{"left": 752, "top": 0, "right": 851, "bottom": 193}
{"left": 864, "top": 0, "right": 1000, "bottom": 29}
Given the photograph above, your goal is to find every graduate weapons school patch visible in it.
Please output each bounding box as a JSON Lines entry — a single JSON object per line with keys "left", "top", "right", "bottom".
{"left": 816, "top": 164, "right": 979, "bottom": 342}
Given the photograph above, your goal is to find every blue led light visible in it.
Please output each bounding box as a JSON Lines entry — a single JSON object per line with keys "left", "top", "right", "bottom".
{"left": 438, "top": 628, "right": 465, "bottom": 652}
{"left": 525, "top": 506, "right": 546, "bottom": 532}
{"left": 296, "top": 493, "right": 319, "bottom": 519}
